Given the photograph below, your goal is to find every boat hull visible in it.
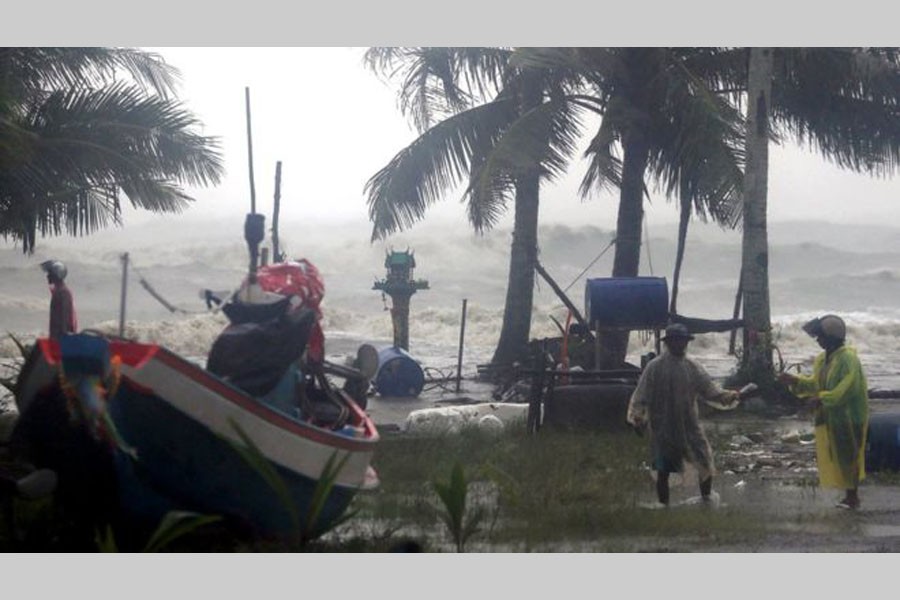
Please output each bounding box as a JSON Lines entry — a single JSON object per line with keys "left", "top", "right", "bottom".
{"left": 14, "top": 336, "right": 379, "bottom": 539}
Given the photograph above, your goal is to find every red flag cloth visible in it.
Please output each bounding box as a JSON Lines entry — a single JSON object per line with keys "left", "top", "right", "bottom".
{"left": 254, "top": 260, "right": 326, "bottom": 362}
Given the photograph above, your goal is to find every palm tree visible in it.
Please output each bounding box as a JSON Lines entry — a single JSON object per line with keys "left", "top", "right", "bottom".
{"left": 515, "top": 48, "right": 745, "bottom": 366}
{"left": 364, "top": 47, "right": 585, "bottom": 366}
{"left": 737, "top": 47, "right": 900, "bottom": 376}
{"left": 367, "top": 47, "right": 747, "bottom": 368}
{"left": 0, "top": 47, "right": 224, "bottom": 253}
{"left": 740, "top": 48, "right": 775, "bottom": 376}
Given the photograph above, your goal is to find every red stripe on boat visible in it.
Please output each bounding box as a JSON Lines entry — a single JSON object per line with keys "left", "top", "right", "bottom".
{"left": 38, "top": 338, "right": 159, "bottom": 368}
{"left": 152, "top": 347, "right": 374, "bottom": 451}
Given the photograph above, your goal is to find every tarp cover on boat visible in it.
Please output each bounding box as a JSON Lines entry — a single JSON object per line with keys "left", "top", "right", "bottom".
{"left": 208, "top": 260, "right": 327, "bottom": 396}
{"left": 255, "top": 260, "right": 325, "bottom": 362}
{"left": 207, "top": 307, "right": 317, "bottom": 396}
{"left": 223, "top": 260, "right": 326, "bottom": 362}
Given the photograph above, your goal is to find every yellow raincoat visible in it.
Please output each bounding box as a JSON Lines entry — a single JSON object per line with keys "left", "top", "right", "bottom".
{"left": 790, "top": 346, "right": 869, "bottom": 489}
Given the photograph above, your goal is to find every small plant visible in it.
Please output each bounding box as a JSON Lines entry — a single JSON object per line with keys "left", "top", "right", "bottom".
{"left": 95, "top": 511, "right": 221, "bottom": 552}
{"left": 433, "top": 462, "right": 485, "bottom": 552}
{"left": 224, "top": 418, "right": 356, "bottom": 547}
{"left": 301, "top": 451, "right": 357, "bottom": 545}
{"left": 0, "top": 333, "right": 32, "bottom": 398}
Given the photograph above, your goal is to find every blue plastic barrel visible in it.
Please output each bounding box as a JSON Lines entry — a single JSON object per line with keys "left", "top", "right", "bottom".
{"left": 866, "top": 412, "right": 900, "bottom": 472}
{"left": 584, "top": 277, "right": 669, "bottom": 329}
{"left": 374, "top": 346, "right": 425, "bottom": 397}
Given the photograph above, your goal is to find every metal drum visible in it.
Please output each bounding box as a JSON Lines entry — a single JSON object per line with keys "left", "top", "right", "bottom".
{"left": 374, "top": 346, "right": 425, "bottom": 397}
{"left": 584, "top": 277, "right": 669, "bottom": 329}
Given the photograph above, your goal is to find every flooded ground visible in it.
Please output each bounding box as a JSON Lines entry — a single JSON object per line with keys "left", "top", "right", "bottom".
{"left": 353, "top": 390, "right": 900, "bottom": 553}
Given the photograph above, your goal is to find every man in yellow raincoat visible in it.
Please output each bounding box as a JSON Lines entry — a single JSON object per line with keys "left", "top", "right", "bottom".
{"left": 778, "top": 314, "right": 869, "bottom": 509}
{"left": 627, "top": 323, "right": 740, "bottom": 506}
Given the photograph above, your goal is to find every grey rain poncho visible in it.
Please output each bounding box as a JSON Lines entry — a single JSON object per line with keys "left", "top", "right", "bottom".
{"left": 627, "top": 349, "right": 736, "bottom": 478}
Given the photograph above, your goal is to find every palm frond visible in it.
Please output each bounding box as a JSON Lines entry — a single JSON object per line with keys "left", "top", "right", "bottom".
{"left": 365, "top": 99, "right": 519, "bottom": 240}
{"left": 365, "top": 47, "right": 478, "bottom": 132}
{"left": 467, "top": 95, "right": 587, "bottom": 231}
{"left": 0, "top": 47, "right": 179, "bottom": 101}
{"left": 579, "top": 115, "right": 623, "bottom": 197}
{"left": 644, "top": 58, "right": 746, "bottom": 228}
{"left": 772, "top": 47, "right": 900, "bottom": 176}
{"left": 0, "top": 82, "right": 222, "bottom": 252}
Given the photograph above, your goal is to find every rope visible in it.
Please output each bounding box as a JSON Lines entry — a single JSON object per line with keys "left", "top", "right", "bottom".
{"left": 643, "top": 212, "right": 654, "bottom": 276}
{"left": 561, "top": 237, "right": 617, "bottom": 294}
{"left": 422, "top": 366, "right": 468, "bottom": 394}
{"left": 128, "top": 259, "right": 212, "bottom": 315}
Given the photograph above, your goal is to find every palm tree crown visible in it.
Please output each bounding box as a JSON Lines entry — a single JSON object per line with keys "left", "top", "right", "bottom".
{"left": 0, "top": 47, "right": 224, "bottom": 253}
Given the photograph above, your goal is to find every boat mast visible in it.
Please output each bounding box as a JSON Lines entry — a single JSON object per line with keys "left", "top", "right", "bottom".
{"left": 244, "top": 87, "right": 265, "bottom": 285}
{"left": 272, "top": 160, "right": 282, "bottom": 262}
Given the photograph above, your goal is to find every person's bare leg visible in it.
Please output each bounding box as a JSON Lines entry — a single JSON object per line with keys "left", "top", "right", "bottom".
{"left": 700, "top": 476, "right": 712, "bottom": 499}
{"left": 656, "top": 471, "right": 670, "bottom": 505}
{"left": 839, "top": 488, "right": 860, "bottom": 509}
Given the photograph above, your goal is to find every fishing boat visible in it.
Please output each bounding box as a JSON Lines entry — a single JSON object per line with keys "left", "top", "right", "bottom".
{"left": 13, "top": 322, "right": 379, "bottom": 540}
{"left": 13, "top": 228, "right": 379, "bottom": 541}
{"left": 11, "top": 89, "right": 380, "bottom": 543}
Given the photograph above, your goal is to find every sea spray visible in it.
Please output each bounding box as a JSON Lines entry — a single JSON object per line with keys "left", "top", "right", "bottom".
{"left": 3, "top": 217, "right": 900, "bottom": 390}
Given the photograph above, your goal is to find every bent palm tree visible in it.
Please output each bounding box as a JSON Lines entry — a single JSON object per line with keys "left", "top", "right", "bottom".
{"left": 364, "top": 47, "right": 585, "bottom": 366}
{"left": 515, "top": 48, "right": 745, "bottom": 366}
{"left": 0, "top": 47, "right": 223, "bottom": 253}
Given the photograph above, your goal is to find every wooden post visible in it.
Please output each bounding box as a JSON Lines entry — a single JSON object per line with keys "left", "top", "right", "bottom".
{"left": 535, "top": 261, "right": 594, "bottom": 341}
{"left": 272, "top": 161, "right": 282, "bottom": 262}
{"left": 118, "top": 252, "right": 129, "bottom": 338}
{"left": 455, "top": 298, "right": 468, "bottom": 393}
{"left": 527, "top": 341, "right": 546, "bottom": 434}
{"left": 729, "top": 266, "right": 744, "bottom": 356}
{"left": 243, "top": 88, "right": 263, "bottom": 285}
{"left": 245, "top": 87, "right": 257, "bottom": 215}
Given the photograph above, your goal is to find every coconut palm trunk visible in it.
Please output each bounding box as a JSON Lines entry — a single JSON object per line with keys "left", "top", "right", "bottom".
{"left": 670, "top": 183, "right": 693, "bottom": 315}
{"left": 602, "top": 130, "right": 650, "bottom": 368}
{"left": 491, "top": 170, "right": 540, "bottom": 366}
{"left": 740, "top": 47, "right": 775, "bottom": 375}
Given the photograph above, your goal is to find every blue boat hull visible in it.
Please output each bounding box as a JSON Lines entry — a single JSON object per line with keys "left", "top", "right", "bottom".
{"left": 14, "top": 336, "right": 379, "bottom": 542}
{"left": 110, "top": 378, "right": 356, "bottom": 537}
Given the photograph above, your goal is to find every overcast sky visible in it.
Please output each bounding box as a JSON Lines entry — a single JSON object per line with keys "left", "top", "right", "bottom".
{"left": 131, "top": 46, "right": 900, "bottom": 236}
{"left": 8, "top": 3, "right": 900, "bottom": 239}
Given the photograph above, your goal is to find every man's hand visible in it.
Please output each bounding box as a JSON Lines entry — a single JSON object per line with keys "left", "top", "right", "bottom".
{"left": 628, "top": 414, "right": 646, "bottom": 436}
{"left": 777, "top": 372, "right": 798, "bottom": 386}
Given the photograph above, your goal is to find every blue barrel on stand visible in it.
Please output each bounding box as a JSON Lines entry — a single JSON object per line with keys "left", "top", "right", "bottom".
{"left": 866, "top": 412, "right": 900, "bottom": 472}
{"left": 374, "top": 346, "right": 425, "bottom": 397}
{"left": 584, "top": 277, "right": 669, "bottom": 329}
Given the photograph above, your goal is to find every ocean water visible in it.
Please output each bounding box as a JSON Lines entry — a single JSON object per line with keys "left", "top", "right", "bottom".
{"left": 2, "top": 216, "right": 900, "bottom": 398}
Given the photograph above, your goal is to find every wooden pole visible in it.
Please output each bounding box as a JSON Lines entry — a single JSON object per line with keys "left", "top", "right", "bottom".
{"left": 118, "top": 252, "right": 129, "bottom": 337}
{"left": 245, "top": 87, "right": 257, "bottom": 215}
{"left": 455, "top": 298, "right": 468, "bottom": 393}
{"left": 729, "top": 266, "right": 744, "bottom": 356}
{"left": 272, "top": 160, "right": 282, "bottom": 262}
{"left": 527, "top": 341, "right": 546, "bottom": 434}
{"left": 535, "top": 261, "right": 594, "bottom": 341}
{"left": 243, "top": 88, "right": 263, "bottom": 286}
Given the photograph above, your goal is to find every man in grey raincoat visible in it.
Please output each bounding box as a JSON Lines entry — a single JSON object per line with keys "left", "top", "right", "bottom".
{"left": 627, "top": 323, "right": 739, "bottom": 506}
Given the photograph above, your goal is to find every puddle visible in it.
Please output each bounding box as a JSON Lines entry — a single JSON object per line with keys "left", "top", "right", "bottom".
{"left": 861, "top": 524, "right": 900, "bottom": 537}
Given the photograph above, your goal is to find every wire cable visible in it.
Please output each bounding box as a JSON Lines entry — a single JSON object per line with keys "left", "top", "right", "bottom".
{"left": 561, "top": 237, "right": 617, "bottom": 294}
